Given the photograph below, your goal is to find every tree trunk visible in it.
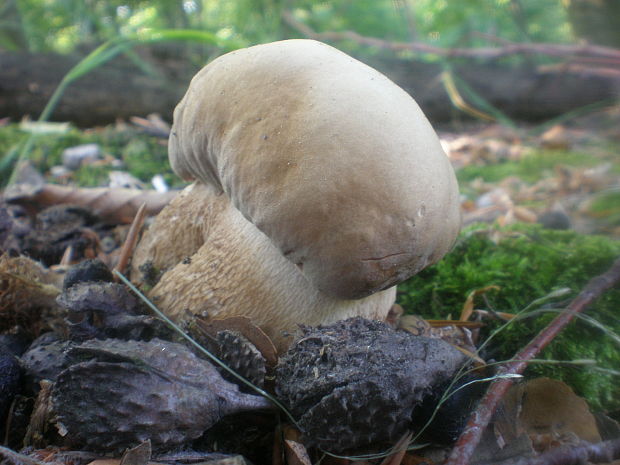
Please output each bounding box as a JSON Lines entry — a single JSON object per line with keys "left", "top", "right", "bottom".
{"left": 1, "top": 51, "right": 619, "bottom": 127}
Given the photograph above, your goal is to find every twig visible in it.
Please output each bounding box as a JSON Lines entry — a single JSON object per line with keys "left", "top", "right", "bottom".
{"left": 512, "top": 438, "right": 620, "bottom": 465}
{"left": 282, "top": 11, "right": 620, "bottom": 62}
{"left": 113, "top": 202, "right": 147, "bottom": 277}
{"left": 444, "top": 256, "right": 620, "bottom": 465}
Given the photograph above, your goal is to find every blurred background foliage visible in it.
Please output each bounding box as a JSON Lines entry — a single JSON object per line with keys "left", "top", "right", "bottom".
{"left": 2, "top": 0, "right": 618, "bottom": 63}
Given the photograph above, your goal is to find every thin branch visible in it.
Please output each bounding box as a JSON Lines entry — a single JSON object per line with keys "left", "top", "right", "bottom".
{"left": 444, "top": 256, "right": 620, "bottom": 465}
{"left": 282, "top": 11, "right": 620, "bottom": 62}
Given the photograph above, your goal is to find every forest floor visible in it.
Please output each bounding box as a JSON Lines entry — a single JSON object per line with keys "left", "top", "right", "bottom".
{"left": 0, "top": 107, "right": 619, "bottom": 465}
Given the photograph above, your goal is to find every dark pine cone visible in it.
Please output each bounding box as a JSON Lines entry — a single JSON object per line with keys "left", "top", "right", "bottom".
{"left": 21, "top": 338, "right": 74, "bottom": 395}
{"left": 51, "top": 338, "right": 271, "bottom": 452}
{"left": 57, "top": 281, "right": 171, "bottom": 341}
{"left": 275, "top": 317, "right": 467, "bottom": 453}
{"left": 216, "top": 330, "right": 267, "bottom": 388}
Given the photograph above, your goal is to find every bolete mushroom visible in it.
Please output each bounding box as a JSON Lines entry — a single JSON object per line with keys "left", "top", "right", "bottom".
{"left": 131, "top": 39, "right": 460, "bottom": 352}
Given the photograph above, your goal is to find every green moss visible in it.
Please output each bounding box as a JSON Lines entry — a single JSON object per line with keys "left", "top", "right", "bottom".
{"left": 457, "top": 150, "right": 594, "bottom": 184}
{"left": 72, "top": 164, "right": 114, "bottom": 186}
{"left": 121, "top": 138, "right": 176, "bottom": 186}
{"left": 397, "top": 223, "right": 620, "bottom": 411}
{"left": 0, "top": 124, "right": 178, "bottom": 187}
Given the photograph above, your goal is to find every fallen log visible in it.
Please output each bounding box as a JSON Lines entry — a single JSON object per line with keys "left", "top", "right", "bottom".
{"left": 1, "top": 49, "right": 619, "bottom": 126}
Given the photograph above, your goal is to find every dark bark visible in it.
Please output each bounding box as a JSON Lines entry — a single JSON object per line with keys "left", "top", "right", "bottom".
{"left": 0, "top": 50, "right": 619, "bottom": 127}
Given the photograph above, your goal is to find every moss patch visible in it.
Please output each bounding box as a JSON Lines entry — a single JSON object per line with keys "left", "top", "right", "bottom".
{"left": 456, "top": 150, "right": 594, "bottom": 184}
{"left": 0, "top": 124, "right": 178, "bottom": 187}
{"left": 397, "top": 223, "right": 620, "bottom": 412}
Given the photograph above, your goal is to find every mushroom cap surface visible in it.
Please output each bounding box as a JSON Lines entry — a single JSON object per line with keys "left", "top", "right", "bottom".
{"left": 169, "top": 39, "right": 460, "bottom": 299}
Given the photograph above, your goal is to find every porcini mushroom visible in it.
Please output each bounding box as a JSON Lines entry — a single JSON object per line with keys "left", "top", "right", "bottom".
{"left": 131, "top": 39, "right": 460, "bottom": 352}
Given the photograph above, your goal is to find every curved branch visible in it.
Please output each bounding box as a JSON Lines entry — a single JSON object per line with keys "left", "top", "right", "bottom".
{"left": 282, "top": 11, "right": 620, "bottom": 62}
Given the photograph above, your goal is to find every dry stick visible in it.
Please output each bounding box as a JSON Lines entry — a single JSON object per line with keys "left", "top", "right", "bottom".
{"left": 517, "top": 438, "right": 620, "bottom": 465}
{"left": 282, "top": 11, "right": 620, "bottom": 62}
{"left": 444, "top": 256, "right": 620, "bottom": 465}
{"left": 113, "top": 202, "right": 147, "bottom": 278}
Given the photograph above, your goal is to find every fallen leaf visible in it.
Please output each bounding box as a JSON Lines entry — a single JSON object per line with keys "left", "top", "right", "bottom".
{"left": 5, "top": 183, "right": 176, "bottom": 225}
{"left": 459, "top": 286, "right": 500, "bottom": 322}
{"left": 515, "top": 377, "right": 601, "bottom": 449}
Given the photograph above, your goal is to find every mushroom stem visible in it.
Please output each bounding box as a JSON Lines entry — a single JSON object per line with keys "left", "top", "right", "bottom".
{"left": 132, "top": 182, "right": 396, "bottom": 352}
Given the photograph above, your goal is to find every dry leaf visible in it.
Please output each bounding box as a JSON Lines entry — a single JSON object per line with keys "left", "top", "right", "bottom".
{"left": 459, "top": 286, "right": 500, "bottom": 322}
{"left": 399, "top": 314, "right": 432, "bottom": 337}
{"left": 5, "top": 182, "right": 176, "bottom": 224}
{"left": 515, "top": 377, "right": 601, "bottom": 449}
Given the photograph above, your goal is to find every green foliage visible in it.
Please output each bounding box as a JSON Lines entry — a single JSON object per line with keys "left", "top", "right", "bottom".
{"left": 397, "top": 223, "right": 620, "bottom": 411}
{"left": 4, "top": 0, "right": 575, "bottom": 57}
{"left": 411, "top": 0, "right": 572, "bottom": 47}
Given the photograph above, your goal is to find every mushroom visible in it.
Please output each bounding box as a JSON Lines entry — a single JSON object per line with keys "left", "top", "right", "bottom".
{"left": 131, "top": 39, "right": 460, "bottom": 352}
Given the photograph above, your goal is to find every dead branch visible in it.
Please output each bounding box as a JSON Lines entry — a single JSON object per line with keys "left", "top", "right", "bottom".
{"left": 282, "top": 11, "right": 620, "bottom": 63}
{"left": 444, "top": 255, "right": 620, "bottom": 465}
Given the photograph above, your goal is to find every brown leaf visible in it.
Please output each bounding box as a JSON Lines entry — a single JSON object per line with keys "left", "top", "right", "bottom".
{"left": 515, "top": 377, "right": 601, "bottom": 450}
{"left": 459, "top": 286, "right": 500, "bottom": 322}
{"left": 5, "top": 183, "right": 176, "bottom": 225}
{"left": 399, "top": 314, "right": 432, "bottom": 337}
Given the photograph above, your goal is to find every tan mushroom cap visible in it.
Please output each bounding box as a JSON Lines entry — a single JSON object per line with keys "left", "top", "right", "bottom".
{"left": 169, "top": 39, "right": 460, "bottom": 300}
